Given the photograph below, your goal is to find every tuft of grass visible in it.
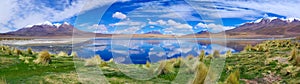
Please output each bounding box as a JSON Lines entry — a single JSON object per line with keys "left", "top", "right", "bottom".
{"left": 57, "top": 51, "right": 68, "bottom": 57}
{"left": 199, "top": 50, "right": 205, "bottom": 62}
{"left": 226, "top": 50, "right": 232, "bottom": 57}
{"left": 70, "top": 52, "right": 78, "bottom": 57}
{"left": 14, "top": 49, "right": 22, "bottom": 56}
{"left": 33, "top": 50, "right": 51, "bottom": 65}
{"left": 145, "top": 61, "right": 151, "bottom": 68}
{"left": 212, "top": 50, "right": 220, "bottom": 58}
{"left": 290, "top": 48, "right": 298, "bottom": 61}
{"left": 294, "top": 55, "right": 300, "bottom": 66}
{"left": 225, "top": 69, "right": 240, "bottom": 84}
{"left": 243, "top": 45, "right": 253, "bottom": 52}
{"left": 0, "top": 78, "right": 7, "bottom": 84}
{"left": 187, "top": 55, "right": 194, "bottom": 60}
{"left": 192, "top": 62, "right": 208, "bottom": 84}
{"left": 6, "top": 49, "right": 12, "bottom": 55}
{"left": 19, "top": 55, "right": 32, "bottom": 64}
{"left": 156, "top": 61, "right": 175, "bottom": 75}
{"left": 27, "top": 48, "right": 33, "bottom": 55}
{"left": 84, "top": 55, "right": 102, "bottom": 67}
{"left": 173, "top": 57, "right": 185, "bottom": 68}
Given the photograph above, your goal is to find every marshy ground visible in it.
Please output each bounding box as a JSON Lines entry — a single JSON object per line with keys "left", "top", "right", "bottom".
{"left": 0, "top": 39, "right": 300, "bottom": 84}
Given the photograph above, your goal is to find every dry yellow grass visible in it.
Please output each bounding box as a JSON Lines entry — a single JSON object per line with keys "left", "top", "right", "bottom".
{"left": 27, "top": 48, "right": 33, "bottom": 54}
{"left": 290, "top": 48, "right": 298, "bottom": 61}
{"left": 0, "top": 78, "right": 7, "bottom": 84}
{"left": 199, "top": 50, "right": 205, "bottom": 62}
{"left": 156, "top": 61, "right": 175, "bottom": 75}
{"left": 212, "top": 50, "right": 220, "bottom": 58}
{"left": 193, "top": 62, "right": 208, "bottom": 84}
{"left": 225, "top": 69, "right": 240, "bottom": 84}
{"left": 57, "top": 51, "right": 68, "bottom": 57}
{"left": 70, "top": 52, "right": 78, "bottom": 57}
{"left": 84, "top": 55, "right": 102, "bottom": 67}
{"left": 34, "top": 50, "right": 51, "bottom": 65}
{"left": 145, "top": 61, "right": 151, "bottom": 68}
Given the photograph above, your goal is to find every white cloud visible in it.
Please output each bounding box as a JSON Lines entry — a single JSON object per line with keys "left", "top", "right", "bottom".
{"left": 223, "top": 0, "right": 300, "bottom": 18}
{"left": 109, "top": 20, "right": 145, "bottom": 26}
{"left": 87, "top": 24, "right": 108, "bottom": 33}
{"left": 189, "top": 0, "right": 300, "bottom": 19}
{"left": 113, "top": 26, "right": 140, "bottom": 34}
{"left": 112, "top": 12, "right": 127, "bottom": 19}
{"left": 0, "top": 0, "right": 116, "bottom": 33}
{"left": 196, "top": 23, "right": 234, "bottom": 33}
{"left": 148, "top": 19, "right": 193, "bottom": 35}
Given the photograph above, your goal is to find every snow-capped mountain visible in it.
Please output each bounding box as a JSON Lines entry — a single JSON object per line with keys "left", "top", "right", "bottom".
{"left": 3, "top": 21, "right": 88, "bottom": 36}
{"left": 226, "top": 17, "right": 300, "bottom": 36}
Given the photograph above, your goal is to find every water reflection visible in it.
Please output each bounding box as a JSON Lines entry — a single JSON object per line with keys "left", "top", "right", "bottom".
{"left": 11, "top": 39, "right": 240, "bottom": 64}
{"left": 76, "top": 39, "right": 235, "bottom": 64}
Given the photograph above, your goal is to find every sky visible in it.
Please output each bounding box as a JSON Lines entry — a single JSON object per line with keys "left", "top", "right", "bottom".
{"left": 0, "top": 0, "right": 299, "bottom": 35}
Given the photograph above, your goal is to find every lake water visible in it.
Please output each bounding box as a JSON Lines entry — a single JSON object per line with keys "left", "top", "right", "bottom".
{"left": 10, "top": 38, "right": 264, "bottom": 64}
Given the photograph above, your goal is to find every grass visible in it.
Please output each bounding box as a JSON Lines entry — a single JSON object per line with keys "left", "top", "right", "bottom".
{"left": 57, "top": 51, "right": 68, "bottom": 57}
{"left": 33, "top": 50, "right": 51, "bottom": 65}
{"left": 225, "top": 69, "right": 240, "bottom": 84}
{"left": 1, "top": 39, "right": 300, "bottom": 83}
{"left": 199, "top": 50, "right": 205, "bottom": 62}
{"left": 192, "top": 62, "right": 208, "bottom": 84}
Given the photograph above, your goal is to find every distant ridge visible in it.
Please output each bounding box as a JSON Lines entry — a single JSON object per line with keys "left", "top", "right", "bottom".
{"left": 144, "top": 31, "right": 163, "bottom": 34}
{"left": 1, "top": 22, "right": 91, "bottom": 37}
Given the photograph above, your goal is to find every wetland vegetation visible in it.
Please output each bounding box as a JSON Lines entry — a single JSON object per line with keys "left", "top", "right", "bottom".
{"left": 0, "top": 39, "right": 300, "bottom": 84}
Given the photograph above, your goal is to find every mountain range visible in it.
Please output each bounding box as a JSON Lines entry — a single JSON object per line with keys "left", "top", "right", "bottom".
{"left": 226, "top": 17, "right": 300, "bottom": 37}
{"left": 1, "top": 17, "right": 300, "bottom": 38}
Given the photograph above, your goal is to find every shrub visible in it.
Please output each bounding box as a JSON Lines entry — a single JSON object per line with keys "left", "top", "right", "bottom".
{"left": 290, "top": 48, "right": 298, "bottom": 61}
{"left": 192, "top": 62, "right": 208, "bottom": 84}
{"left": 57, "top": 51, "right": 68, "bottom": 57}
{"left": 199, "top": 50, "right": 205, "bottom": 62}
{"left": 212, "top": 50, "right": 220, "bottom": 58}
{"left": 27, "top": 48, "right": 33, "bottom": 55}
{"left": 156, "top": 61, "right": 175, "bottom": 75}
{"left": 34, "top": 50, "right": 51, "bottom": 65}
{"left": 225, "top": 69, "right": 240, "bottom": 84}
{"left": 84, "top": 55, "right": 102, "bottom": 67}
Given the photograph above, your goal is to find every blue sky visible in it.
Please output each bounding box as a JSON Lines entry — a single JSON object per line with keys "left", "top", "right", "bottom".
{"left": 0, "top": 0, "right": 298, "bottom": 35}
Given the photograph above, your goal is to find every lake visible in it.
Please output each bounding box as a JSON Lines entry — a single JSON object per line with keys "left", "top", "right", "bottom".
{"left": 7, "top": 38, "right": 265, "bottom": 64}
